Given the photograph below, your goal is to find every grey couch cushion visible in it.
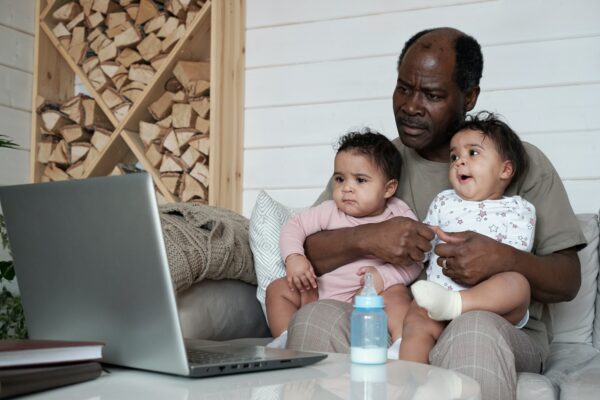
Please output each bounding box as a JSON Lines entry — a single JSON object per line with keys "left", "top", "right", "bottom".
{"left": 516, "top": 372, "right": 556, "bottom": 400}
{"left": 177, "top": 279, "right": 270, "bottom": 340}
{"left": 559, "top": 352, "right": 600, "bottom": 400}
{"left": 549, "top": 214, "right": 599, "bottom": 344}
{"left": 543, "top": 342, "right": 600, "bottom": 391}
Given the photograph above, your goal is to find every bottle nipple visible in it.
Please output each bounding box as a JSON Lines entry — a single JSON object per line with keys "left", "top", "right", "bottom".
{"left": 361, "top": 272, "right": 377, "bottom": 297}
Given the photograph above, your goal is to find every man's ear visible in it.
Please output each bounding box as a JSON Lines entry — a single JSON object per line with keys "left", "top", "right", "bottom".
{"left": 500, "top": 160, "right": 514, "bottom": 180}
{"left": 464, "top": 86, "right": 480, "bottom": 112}
{"left": 384, "top": 179, "right": 399, "bottom": 199}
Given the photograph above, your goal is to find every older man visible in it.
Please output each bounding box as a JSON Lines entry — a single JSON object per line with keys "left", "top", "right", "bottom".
{"left": 286, "top": 27, "right": 586, "bottom": 400}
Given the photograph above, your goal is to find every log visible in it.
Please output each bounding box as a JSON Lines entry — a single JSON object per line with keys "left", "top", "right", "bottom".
{"left": 70, "top": 142, "right": 92, "bottom": 163}
{"left": 52, "top": 2, "right": 82, "bottom": 21}
{"left": 92, "top": 0, "right": 121, "bottom": 15}
{"left": 106, "top": 12, "right": 128, "bottom": 30}
{"left": 68, "top": 27, "right": 88, "bottom": 64}
{"left": 82, "top": 97, "right": 111, "bottom": 128}
{"left": 122, "top": 88, "right": 144, "bottom": 103}
{"left": 181, "top": 145, "right": 202, "bottom": 169}
{"left": 86, "top": 11, "right": 105, "bottom": 29}
{"left": 190, "top": 97, "right": 209, "bottom": 119}
{"left": 128, "top": 63, "right": 155, "bottom": 84}
{"left": 144, "top": 13, "right": 167, "bottom": 34}
{"left": 37, "top": 139, "right": 57, "bottom": 164}
{"left": 41, "top": 110, "right": 72, "bottom": 132}
{"left": 137, "top": 33, "right": 162, "bottom": 61}
{"left": 194, "top": 116, "right": 209, "bottom": 134}
{"left": 189, "top": 161, "right": 209, "bottom": 187}
{"left": 66, "top": 12, "right": 85, "bottom": 30}
{"left": 82, "top": 56, "right": 100, "bottom": 74}
{"left": 165, "top": 77, "right": 184, "bottom": 93}
{"left": 156, "top": 16, "right": 179, "bottom": 38}
{"left": 187, "top": 134, "right": 209, "bottom": 155}
{"left": 113, "top": 26, "right": 142, "bottom": 48}
{"left": 88, "top": 67, "right": 110, "bottom": 91}
{"left": 91, "top": 128, "right": 112, "bottom": 151}
{"left": 59, "top": 94, "right": 85, "bottom": 125}
{"left": 66, "top": 161, "right": 86, "bottom": 179}
{"left": 83, "top": 146, "right": 100, "bottom": 172}
{"left": 52, "top": 22, "right": 71, "bottom": 43}
{"left": 98, "top": 40, "right": 118, "bottom": 62}
{"left": 159, "top": 153, "right": 185, "bottom": 173}
{"left": 100, "top": 61, "right": 127, "bottom": 79}
{"left": 181, "top": 173, "right": 208, "bottom": 202}
{"left": 112, "top": 73, "right": 129, "bottom": 91}
{"left": 172, "top": 103, "right": 192, "bottom": 128}
{"left": 89, "top": 33, "right": 109, "bottom": 54}
{"left": 187, "top": 80, "right": 210, "bottom": 98}
{"left": 60, "top": 125, "right": 91, "bottom": 143}
{"left": 102, "top": 87, "right": 128, "bottom": 108}
{"left": 49, "top": 140, "right": 70, "bottom": 166}
{"left": 112, "top": 102, "right": 132, "bottom": 121}
{"left": 148, "top": 92, "right": 173, "bottom": 120}
{"left": 124, "top": 3, "right": 139, "bottom": 20}
{"left": 139, "top": 121, "right": 167, "bottom": 146}
{"left": 160, "top": 172, "right": 182, "bottom": 195}
{"left": 150, "top": 53, "right": 168, "bottom": 70}
{"left": 161, "top": 24, "right": 186, "bottom": 53}
{"left": 162, "top": 129, "right": 180, "bottom": 156}
{"left": 115, "top": 48, "right": 142, "bottom": 67}
{"left": 173, "top": 61, "right": 210, "bottom": 86}
{"left": 175, "top": 128, "right": 196, "bottom": 149}
{"left": 80, "top": 0, "right": 94, "bottom": 16}
{"left": 171, "top": 90, "right": 186, "bottom": 102}
{"left": 145, "top": 142, "right": 163, "bottom": 167}
{"left": 136, "top": 0, "right": 160, "bottom": 26}
{"left": 44, "top": 163, "right": 70, "bottom": 181}
{"left": 156, "top": 115, "right": 172, "bottom": 128}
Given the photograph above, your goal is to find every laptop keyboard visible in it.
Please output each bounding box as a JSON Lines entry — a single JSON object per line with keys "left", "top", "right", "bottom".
{"left": 186, "top": 348, "right": 262, "bottom": 364}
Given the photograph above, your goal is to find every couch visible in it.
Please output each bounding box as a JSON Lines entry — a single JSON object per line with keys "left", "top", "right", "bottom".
{"left": 176, "top": 212, "right": 600, "bottom": 400}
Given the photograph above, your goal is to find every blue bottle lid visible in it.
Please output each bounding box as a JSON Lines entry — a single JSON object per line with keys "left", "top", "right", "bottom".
{"left": 354, "top": 272, "right": 384, "bottom": 308}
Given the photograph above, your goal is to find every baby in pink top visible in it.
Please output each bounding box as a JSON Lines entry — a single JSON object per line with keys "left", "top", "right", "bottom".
{"left": 266, "top": 129, "right": 422, "bottom": 346}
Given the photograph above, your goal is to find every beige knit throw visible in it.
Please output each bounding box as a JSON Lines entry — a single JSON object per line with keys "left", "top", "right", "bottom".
{"left": 159, "top": 203, "right": 256, "bottom": 293}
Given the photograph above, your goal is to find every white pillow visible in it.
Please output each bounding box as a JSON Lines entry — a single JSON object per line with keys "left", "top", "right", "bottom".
{"left": 249, "top": 191, "right": 291, "bottom": 317}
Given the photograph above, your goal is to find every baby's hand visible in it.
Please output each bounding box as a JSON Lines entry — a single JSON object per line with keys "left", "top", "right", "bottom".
{"left": 357, "top": 266, "right": 384, "bottom": 294}
{"left": 285, "top": 254, "right": 317, "bottom": 292}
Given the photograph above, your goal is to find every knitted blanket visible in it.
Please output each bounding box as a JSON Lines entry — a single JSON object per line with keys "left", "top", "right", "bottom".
{"left": 159, "top": 203, "right": 256, "bottom": 293}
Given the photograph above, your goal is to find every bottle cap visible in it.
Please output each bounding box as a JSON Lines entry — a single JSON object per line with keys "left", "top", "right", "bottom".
{"left": 354, "top": 272, "right": 384, "bottom": 308}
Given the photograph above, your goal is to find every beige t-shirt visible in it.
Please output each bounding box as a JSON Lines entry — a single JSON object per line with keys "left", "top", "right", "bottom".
{"left": 316, "top": 137, "right": 587, "bottom": 358}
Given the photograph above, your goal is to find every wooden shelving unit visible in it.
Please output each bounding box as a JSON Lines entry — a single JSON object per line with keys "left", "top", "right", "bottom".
{"left": 29, "top": 0, "right": 245, "bottom": 212}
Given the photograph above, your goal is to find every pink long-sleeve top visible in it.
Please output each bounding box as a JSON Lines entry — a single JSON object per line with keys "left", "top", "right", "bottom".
{"left": 279, "top": 198, "right": 422, "bottom": 303}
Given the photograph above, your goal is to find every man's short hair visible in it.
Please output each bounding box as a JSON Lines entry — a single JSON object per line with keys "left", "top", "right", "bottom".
{"left": 456, "top": 111, "right": 528, "bottom": 184}
{"left": 336, "top": 128, "right": 402, "bottom": 181}
{"left": 397, "top": 28, "right": 483, "bottom": 92}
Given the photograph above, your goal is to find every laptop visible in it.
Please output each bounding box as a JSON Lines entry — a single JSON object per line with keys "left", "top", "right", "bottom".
{"left": 0, "top": 173, "right": 326, "bottom": 377}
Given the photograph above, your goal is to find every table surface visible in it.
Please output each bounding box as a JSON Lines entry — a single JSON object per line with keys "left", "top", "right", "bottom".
{"left": 20, "top": 353, "right": 481, "bottom": 399}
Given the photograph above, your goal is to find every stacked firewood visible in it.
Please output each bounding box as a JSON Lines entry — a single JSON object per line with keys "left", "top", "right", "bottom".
{"left": 50, "top": 0, "right": 206, "bottom": 122}
{"left": 139, "top": 60, "right": 210, "bottom": 203}
{"left": 36, "top": 94, "right": 113, "bottom": 181}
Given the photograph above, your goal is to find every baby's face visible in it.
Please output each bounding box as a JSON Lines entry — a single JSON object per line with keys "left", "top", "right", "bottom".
{"left": 449, "top": 129, "right": 512, "bottom": 201}
{"left": 332, "top": 150, "right": 393, "bottom": 218}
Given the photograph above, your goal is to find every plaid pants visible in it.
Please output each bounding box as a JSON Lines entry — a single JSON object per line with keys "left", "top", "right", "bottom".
{"left": 287, "top": 300, "right": 543, "bottom": 400}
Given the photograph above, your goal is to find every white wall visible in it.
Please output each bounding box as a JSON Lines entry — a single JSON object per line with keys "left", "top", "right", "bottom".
{"left": 0, "top": 0, "right": 34, "bottom": 186}
{"left": 0, "top": 0, "right": 34, "bottom": 291}
{"left": 243, "top": 0, "right": 600, "bottom": 216}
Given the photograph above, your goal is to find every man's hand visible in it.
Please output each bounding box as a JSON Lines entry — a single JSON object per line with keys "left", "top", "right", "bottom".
{"left": 363, "top": 216, "right": 435, "bottom": 267}
{"left": 433, "top": 228, "right": 511, "bottom": 286}
{"left": 285, "top": 254, "right": 318, "bottom": 292}
{"left": 357, "top": 266, "right": 384, "bottom": 293}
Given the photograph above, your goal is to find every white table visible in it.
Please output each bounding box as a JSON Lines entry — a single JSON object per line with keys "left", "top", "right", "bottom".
{"left": 20, "top": 354, "right": 481, "bottom": 399}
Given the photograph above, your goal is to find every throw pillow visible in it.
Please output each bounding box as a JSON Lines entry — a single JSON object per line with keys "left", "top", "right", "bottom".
{"left": 249, "top": 191, "right": 292, "bottom": 318}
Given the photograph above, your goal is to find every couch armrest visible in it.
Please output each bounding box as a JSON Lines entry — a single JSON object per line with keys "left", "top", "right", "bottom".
{"left": 177, "top": 279, "right": 270, "bottom": 340}
{"left": 517, "top": 372, "right": 556, "bottom": 400}
{"left": 560, "top": 352, "right": 600, "bottom": 400}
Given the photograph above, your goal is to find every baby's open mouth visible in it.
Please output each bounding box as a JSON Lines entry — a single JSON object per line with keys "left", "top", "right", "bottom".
{"left": 460, "top": 174, "right": 471, "bottom": 182}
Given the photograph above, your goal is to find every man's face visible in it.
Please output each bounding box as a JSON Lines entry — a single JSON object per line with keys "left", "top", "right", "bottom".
{"left": 393, "top": 40, "right": 470, "bottom": 161}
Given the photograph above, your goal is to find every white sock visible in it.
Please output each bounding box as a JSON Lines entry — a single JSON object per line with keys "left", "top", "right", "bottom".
{"left": 266, "top": 330, "right": 288, "bottom": 349}
{"left": 387, "top": 337, "right": 402, "bottom": 360}
{"left": 411, "top": 281, "right": 462, "bottom": 321}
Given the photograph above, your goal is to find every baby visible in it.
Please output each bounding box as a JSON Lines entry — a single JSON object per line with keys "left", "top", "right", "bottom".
{"left": 401, "top": 111, "right": 535, "bottom": 362}
{"left": 266, "top": 129, "right": 422, "bottom": 349}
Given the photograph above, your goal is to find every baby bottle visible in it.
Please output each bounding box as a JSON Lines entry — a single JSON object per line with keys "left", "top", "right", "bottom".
{"left": 350, "top": 272, "right": 387, "bottom": 364}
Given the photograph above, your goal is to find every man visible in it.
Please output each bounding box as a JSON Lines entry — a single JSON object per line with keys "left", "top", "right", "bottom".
{"left": 285, "top": 27, "right": 586, "bottom": 400}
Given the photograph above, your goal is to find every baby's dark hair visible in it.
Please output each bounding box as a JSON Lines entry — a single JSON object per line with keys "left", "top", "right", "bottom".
{"left": 455, "top": 111, "right": 528, "bottom": 184}
{"left": 336, "top": 128, "right": 402, "bottom": 181}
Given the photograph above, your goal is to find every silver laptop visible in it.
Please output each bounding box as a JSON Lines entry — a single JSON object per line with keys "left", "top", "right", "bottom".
{"left": 0, "top": 173, "right": 326, "bottom": 377}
